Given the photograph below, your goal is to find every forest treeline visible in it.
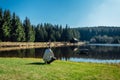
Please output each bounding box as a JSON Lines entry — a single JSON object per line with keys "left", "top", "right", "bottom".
{"left": 0, "top": 8, "right": 120, "bottom": 43}
{"left": 77, "top": 27, "right": 120, "bottom": 43}
{"left": 0, "top": 8, "right": 79, "bottom": 42}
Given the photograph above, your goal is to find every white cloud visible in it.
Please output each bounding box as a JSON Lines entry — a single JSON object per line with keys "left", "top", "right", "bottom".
{"left": 87, "top": 0, "right": 120, "bottom": 26}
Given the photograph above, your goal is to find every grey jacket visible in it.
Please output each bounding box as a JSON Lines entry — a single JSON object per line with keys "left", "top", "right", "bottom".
{"left": 43, "top": 48, "right": 54, "bottom": 62}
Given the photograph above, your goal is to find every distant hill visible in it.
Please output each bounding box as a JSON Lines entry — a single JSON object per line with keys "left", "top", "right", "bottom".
{"left": 76, "top": 26, "right": 120, "bottom": 43}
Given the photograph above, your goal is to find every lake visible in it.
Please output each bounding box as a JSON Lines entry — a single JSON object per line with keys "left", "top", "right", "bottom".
{"left": 0, "top": 44, "right": 120, "bottom": 63}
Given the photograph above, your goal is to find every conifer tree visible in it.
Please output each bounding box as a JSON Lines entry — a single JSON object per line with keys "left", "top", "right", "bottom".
{"left": 23, "top": 17, "right": 35, "bottom": 42}
{"left": 0, "top": 8, "right": 3, "bottom": 41}
{"left": 11, "top": 13, "right": 25, "bottom": 41}
{"left": 2, "top": 10, "right": 11, "bottom": 41}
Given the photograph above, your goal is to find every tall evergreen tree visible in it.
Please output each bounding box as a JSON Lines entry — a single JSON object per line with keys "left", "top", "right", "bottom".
{"left": 11, "top": 13, "right": 25, "bottom": 42}
{"left": 2, "top": 10, "right": 11, "bottom": 41}
{"left": 35, "top": 24, "right": 44, "bottom": 42}
{"left": 16, "top": 16, "right": 26, "bottom": 42}
{"left": 42, "top": 24, "right": 48, "bottom": 42}
{"left": 10, "top": 12, "right": 16, "bottom": 41}
{"left": 23, "top": 17, "right": 35, "bottom": 42}
{"left": 61, "top": 25, "right": 72, "bottom": 41}
{"left": 31, "top": 25, "right": 35, "bottom": 42}
{"left": 0, "top": 8, "right": 3, "bottom": 41}
{"left": 54, "top": 25, "right": 61, "bottom": 41}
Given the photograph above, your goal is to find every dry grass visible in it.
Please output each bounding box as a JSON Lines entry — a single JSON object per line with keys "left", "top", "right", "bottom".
{"left": 0, "top": 42, "right": 85, "bottom": 51}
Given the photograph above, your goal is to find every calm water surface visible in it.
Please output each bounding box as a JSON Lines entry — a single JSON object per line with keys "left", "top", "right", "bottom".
{"left": 0, "top": 44, "right": 120, "bottom": 63}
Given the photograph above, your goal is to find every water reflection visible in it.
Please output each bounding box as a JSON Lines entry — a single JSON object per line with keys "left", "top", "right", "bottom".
{"left": 0, "top": 44, "right": 120, "bottom": 63}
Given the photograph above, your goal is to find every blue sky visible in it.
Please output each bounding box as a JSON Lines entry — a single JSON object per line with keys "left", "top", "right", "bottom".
{"left": 0, "top": 0, "right": 120, "bottom": 27}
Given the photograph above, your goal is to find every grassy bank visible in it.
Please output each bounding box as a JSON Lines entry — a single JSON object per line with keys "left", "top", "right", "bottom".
{"left": 0, "top": 58, "right": 120, "bottom": 80}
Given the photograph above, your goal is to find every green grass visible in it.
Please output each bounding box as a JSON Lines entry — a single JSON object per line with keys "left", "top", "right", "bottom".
{"left": 0, "top": 58, "right": 120, "bottom": 80}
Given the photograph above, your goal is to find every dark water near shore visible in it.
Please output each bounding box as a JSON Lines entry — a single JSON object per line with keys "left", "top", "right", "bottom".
{"left": 0, "top": 44, "right": 120, "bottom": 63}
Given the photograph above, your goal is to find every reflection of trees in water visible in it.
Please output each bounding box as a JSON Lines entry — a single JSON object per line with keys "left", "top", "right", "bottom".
{"left": 34, "top": 48, "right": 45, "bottom": 58}
{"left": 17, "top": 49, "right": 26, "bottom": 58}
{"left": 90, "top": 46, "right": 117, "bottom": 52}
{"left": 0, "top": 50, "right": 26, "bottom": 57}
{"left": 53, "top": 47, "right": 73, "bottom": 61}
{"left": 0, "top": 45, "right": 120, "bottom": 60}
{"left": 25, "top": 48, "right": 35, "bottom": 58}
{"left": 17, "top": 49, "right": 35, "bottom": 58}
{"left": 0, "top": 48, "right": 36, "bottom": 58}
{"left": 52, "top": 47, "right": 62, "bottom": 60}
{"left": 57, "top": 45, "right": 120, "bottom": 60}
{"left": 88, "top": 46, "right": 120, "bottom": 59}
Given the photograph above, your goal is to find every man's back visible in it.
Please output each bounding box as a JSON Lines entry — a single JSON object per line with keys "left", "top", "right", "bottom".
{"left": 43, "top": 48, "right": 56, "bottom": 64}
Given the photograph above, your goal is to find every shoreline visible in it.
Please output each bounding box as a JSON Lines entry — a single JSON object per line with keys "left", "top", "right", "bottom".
{"left": 0, "top": 42, "right": 85, "bottom": 51}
